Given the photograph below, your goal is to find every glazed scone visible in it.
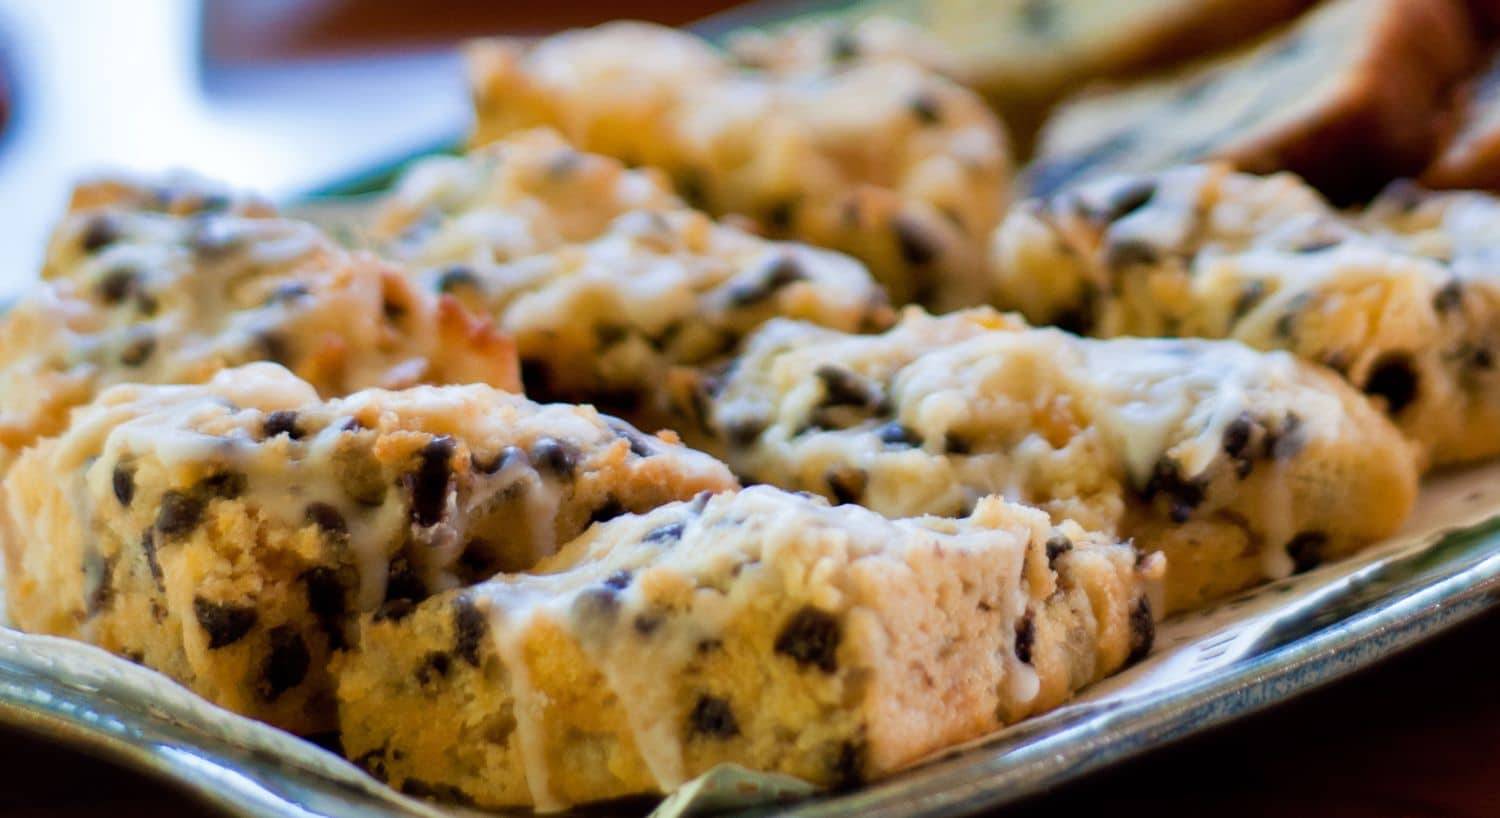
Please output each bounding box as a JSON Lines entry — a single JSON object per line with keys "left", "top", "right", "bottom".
{"left": 992, "top": 164, "right": 1500, "bottom": 467}
{"left": 1026, "top": 0, "right": 1475, "bottom": 200}
{"left": 0, "top": 186, "right": 517, "bottom": 469}
{"left": 376, "top": 138, "right": 893, "bottom": 430}
{"left": 466, "top": 22, "right": 1011, "bottom": 309}
{"left": 337, "top": 486, "right": 1161, "bottom": 809}
{"left": 1, "top": 364, "right": 735, "bottom": 734}
{"left": 1423, "top": 50, "right": 1500, "bottom": 190}
{"left": 57, "top": 171, "right": 276, "bottom": 224}
{"left": 370, "top": 129, "right": 681, "bottom": 267}
{"left": 728, "top": 1, "right": 1313, "bottom": 148}
{"left": 701, "top": 309, "right": 1418, "bottom": 612}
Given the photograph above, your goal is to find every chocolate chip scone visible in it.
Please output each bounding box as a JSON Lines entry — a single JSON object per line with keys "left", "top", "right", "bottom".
{"left": 370, "top": 129, "right": 682, "bottom": 266}
{"left": 1026, "top": 0, "right": 1476, "bottom": 201}
{"left": 1423, "top": 49, "right": 1500, "bottom": 190}
{"left": 992, "top": 163, "right": 1500, "bottom": 467}
{"left": 1, "top": 364, "right": 736, "bottom": 734}
{"left": 336, "top": 485, "right": 1161, "bottom": 809}
{"left": 0, "top": 180, "right": 517, "bottom": 470}
{"left": 376, "top": 137, "right": 893, "bottom": 433}
{"left": 466, "top": 22, "right": 1010, "bottom": 309}
{"left": 728, "top": 1, "right": 1313, "bottom": 149}
{"left": 701, "top": 308, "right": 1417, "bottom": 612}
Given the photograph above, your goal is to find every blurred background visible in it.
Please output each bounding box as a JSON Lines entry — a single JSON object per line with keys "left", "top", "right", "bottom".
{"left": 0, "top": 0, "right": 745, "bottom": 299}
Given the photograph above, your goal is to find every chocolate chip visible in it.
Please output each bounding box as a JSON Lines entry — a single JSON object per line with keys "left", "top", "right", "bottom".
{"left": 633, "top": 612, "right": 663, "bottom": 635}
{"left": 815, "top": 365, "right": 878, "bottom": 408}
{"left": 96, "top": 267, "right": 138, "bottom": 304}
{"left": 372, "top": 598, "right": 415, "bottom": 622}
{"left": 155, "top": 491, "right": 205, "bottom": 538}
{"left": 1127, "top": 597, "right": 1154, "bottom": 664}
{"left": 829, "top": 740, "right": 867, "bottom": 789}
{"left": 1265, "top": 412, "right": 1305, "bottom": 460}
{"left": 826, "top": 468, "right": 867, "bottom": 505}
{"left": 829, "top": 29, "right": 859, "bottom": 61}
{"left": 765, "top": 200, "right": 795, "bottom": 232}
{"left": 1363, "top": 354, "right": 1419, "bottom": 416}
{"left": 266, "top": 282, "right": 310, "bottom": 305}
{"left": 1045, "top": 535, "right": 1072, "bottom": 566}
{"left": 1104, "top": 238, "right": 1159, "bottom": 270}
{"left": 113, "top": 463, "right": 136, "bottom": 507}
{"left": 1013, "top": 610, "right": 1036, "bottom": 664}
{"left": 473, "top": 445, "right": 526, "bottom": 475}
{"left": 724, "top": 418, "right": 767, "bottom": 448}
{"left": 943, "top": 433, "right": 972, "bottom": 455}
{"left": 119, "top": 334, "right": 156, "bottom": 367}
{"left": 140, "top": 530, "right": 164, "bottom": 588}
{"left": 530, "top": 437, "right": 579, "bottom": 478}
{"left": 908, "top": 92, "right": 941, "bottom": 125}
{"left": 607, "top": 419, "right": 656, "bottom": 457}
{"left": 302, "top": 566, "right": 347, "bottom": 651}
{"left": 571, "top": 586, "right": 620, "bottom": 624}
{"left": 1096, "top": 179, "right": 1156, "bottom": 223}
{"left": 774, "top": 606, "right": 841, "bottom": 673}
{"left": 643, "top": 521, "right": 685, "bottom": 545}
{"left": 197, "top": 470, "right": 246, "bottom": 499}
{"left": 688, "top": 695, "right": 739, "bottom": 739}
{"left": 408, "top": 437, "right": 455, "bottom": 527}
{"left": 258, "top": 626, "right": 310, "bottom": 701}
{"left": 1286, "top": 531, "right": 1328, "bottom": 573}
{"left": 80, "top": 216, "right": 120, "bottom": 253}
{"left": 84, "top": 550, "right": 115, "bottom": 616}
{"left": 193, "top": 597, "right": 258, "bottom": 649}
{"left": 453, "top": 596, "right": 487, "bottom": 667}
{"left": 353, "top": 749, "right": 388, "bottom": 782}
{"left": 892, "top": 216, "right": 938, "bottom": 266}
{"left": 876, "top": 422, "right": 921, "bottom": 448}
{"left": 1222, "top": 413, "right": 1254, "bottom": 458}
{"left": 434, "top": 265, "right": 479, "bottom": 294}
{"left": 263, "top": 410, "right": 302, "bottom": 440}
{"left": 603, "top": 570, "right": 632, "bottom": 590}
{"left": 383, "top": 556, "right": 427, "bottom": 605}
{"left": 255, "top": 331, "right": 292, "bottom": 365}
{"left": 414, "top": 651, "right": 452, "bottom": 685}
{"left": 304, "top": 503, "right": 347, "bottom": 538}
{"left": 1142, "top": 459, "right": 1205, "bottom": 523}
{"left": 725, "top": 256, "right": 806, "bottom": 307}
{"left": 1433, "top": 279, "right": 1463, "bottom": 312}
{"left": 1233, "top": 281, "right": 1266, "bottom": 321}
{"left": 382, "top": 297, "right": 407, "bottom": 322}
{"left": 590, "top": 498, "right": 626, "bottom": 525}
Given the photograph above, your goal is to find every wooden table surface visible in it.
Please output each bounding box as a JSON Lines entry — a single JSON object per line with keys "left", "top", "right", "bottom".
{"left": 1, "top": 1, "right": 1497, "bottom": 816}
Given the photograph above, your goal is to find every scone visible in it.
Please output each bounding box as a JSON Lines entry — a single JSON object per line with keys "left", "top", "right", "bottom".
{"left": 1423, "top": 49, "right": 1500, "bottom": 190}
{"left": 700, "top": 308, "right": 1418, "bottom": 612}
{"left": 0, "top": 364, "right": 736, "bottom": 734}
{"left": 377, "top": 133, "right": 893, "bottom": 431}
{"left": 729, "top": 1, "right": 1313, "bottom": 149}
{"left": 0, "top": 178, "right": 517, "bottom": 470}
{"left": 337, "top": 485, "right": 1161, "bottom": 810}
{"left": 1026, "top": 0, "right": 1475, "bottom": 200}
{"left": 466, "top": 22, "right": 1011, "bottom": 309}
{"left": 992, "top": 163, "right": 1500, "bottom": 467}
{"left": 369, "top": 129, "right": 681, "bottom": 266}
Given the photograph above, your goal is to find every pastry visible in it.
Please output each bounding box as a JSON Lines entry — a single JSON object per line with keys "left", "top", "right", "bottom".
{"left": 337, "top": 485, "right": 1160, "bottom": 809}
{"left": 378, "top": 134, "right": 893, "bottom": 431}
{"left": 700, "top": 308, "right": 1418, "bottom": 611}
{"left": 0, "top": 364, "right": 735, "bottom": 733}
{"left": 466, "top": 22, "right": 1011, "bottom": 309}
{"left": 0, "top": 179, "right": 517, "bottom": 470}
{"left": 1026, "top": 0, "right": 1475, "bottom": 201}
{"left": 992, "top": 163, "right": 1500, "bottom": 467}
